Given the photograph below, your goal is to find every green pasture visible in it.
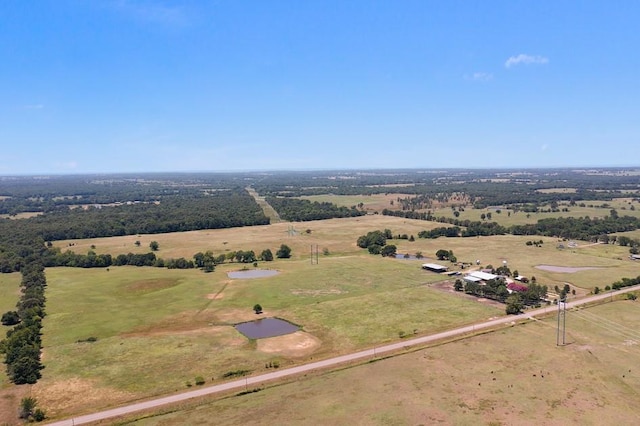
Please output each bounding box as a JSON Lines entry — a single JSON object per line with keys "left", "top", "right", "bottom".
{"left": 0, "top": 273, "right": 21, "bottom": 388}
{"left": 0, "top": 272, "right": 20, "bottom": 317}
{"left": 614, "top": 229, "right": 640, "bottom": 240}
{"left": 126, "top": 299, "right": 640, "bottom": 426}
{"left": 38, "top": 256, "right": 500, "bottom": 416}
{"left": 43, "top": 267, "right": 218, "bottom": 347}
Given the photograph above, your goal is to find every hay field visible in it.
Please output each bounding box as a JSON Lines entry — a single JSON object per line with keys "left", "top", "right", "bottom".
{"left": 118, "top": 299, "right": 640, "bottom": 426}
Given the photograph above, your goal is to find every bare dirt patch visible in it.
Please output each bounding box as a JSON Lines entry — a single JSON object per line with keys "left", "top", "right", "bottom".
{"left": 214, "top": 308, "right": 273, "bottom": 325}
{"left": 126, "top": 278, "right": 179, "bottom": 293}
{"left": 206, "top": 292, "right": 224, "bottom": 300}
{"left": 257, "top": 331, "right": 321, "bottom": 358}
{"left": 535, "top": 265, "right": 601, "bottom": 273}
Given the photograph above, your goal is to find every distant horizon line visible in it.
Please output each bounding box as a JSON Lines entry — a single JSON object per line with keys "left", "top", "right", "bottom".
{"left": 2, "top": 165, "right": 640, "bottom": 178}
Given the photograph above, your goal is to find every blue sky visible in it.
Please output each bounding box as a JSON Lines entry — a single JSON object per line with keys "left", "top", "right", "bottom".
{"left": 1, "top": 1, "right": 639, "bottom": 174}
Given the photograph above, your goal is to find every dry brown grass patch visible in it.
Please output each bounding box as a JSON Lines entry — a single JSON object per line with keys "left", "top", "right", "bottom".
{"left": 32, "top": 378, "right": 135, "bottom": 418}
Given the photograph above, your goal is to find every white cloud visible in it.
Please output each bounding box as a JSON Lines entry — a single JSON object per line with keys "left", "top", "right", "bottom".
{"left": 464, "top": 72, "right": 493, "bottom": 82}
{"left": 505, "top": 54, "right": 549, "bottom": 68}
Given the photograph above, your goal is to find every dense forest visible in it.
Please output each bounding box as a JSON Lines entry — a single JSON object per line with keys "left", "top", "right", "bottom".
{"left": 265, "top": 197, "right": 363, "bottom": 221}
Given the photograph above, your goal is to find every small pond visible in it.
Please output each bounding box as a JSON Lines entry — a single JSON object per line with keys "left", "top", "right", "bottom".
{"left": 395, "top": 254, "right": 424, "bottom": 260}
{"left": 235, "top": 318, "right": 300, "bottom": 339}
{"left": 227, "top": 269, "right": 280, "bottom": 279}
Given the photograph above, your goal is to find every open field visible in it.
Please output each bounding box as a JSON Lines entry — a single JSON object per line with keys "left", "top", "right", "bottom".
{"left": 300, "top": 193, "right": 409, "bottom": 213}
{"left": 54, "top": 214, "right": 639, "bottom": 292}
{"left": 0, "top": 211, "right": 43, "bottom": 220}
{"left": 10, "top": 214, "right": 639, "bottom": 421}
{"left": 614, "top": 229, "right": 640, "bottom": 240}
{"left": 35, "top": 252, "right": 499, "bottom": 419}
{"left": 110, "top": 299, "right": 640, "bottom": 425}
{"left": 298, "top": 195, "right": 640, "bottom": 227}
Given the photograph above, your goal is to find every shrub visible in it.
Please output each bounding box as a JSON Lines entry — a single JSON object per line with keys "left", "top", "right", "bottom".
{"left": 33, "top": 408, "right": 46, "bottom": 422}
{"left": 195, "top": 376, "right": 205, "bottom": 386}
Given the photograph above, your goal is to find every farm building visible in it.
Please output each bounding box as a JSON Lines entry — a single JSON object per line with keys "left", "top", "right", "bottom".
{"left": 464, "top": 270, "right": 499, "bottom": 284}
{"left": 422, "top": 263, "right": 449, "bottom": 273}
{"left": 630, "top": 254, "right": 640, "bottom": 261}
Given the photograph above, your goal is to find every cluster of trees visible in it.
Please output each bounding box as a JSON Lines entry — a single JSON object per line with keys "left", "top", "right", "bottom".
{"left": 41, "top": 244, "right": 295, "bottom": 273}
{"left": 611, "top": 275, "right": 640, "bottom": 291}
{"left": 418, "top": 226, "right": 461, "bottom": 239}
{"left": 383, "top": 210, "right": 509, "bottom": 237}
{"left": 356, "top": 229, "right": 397, "bottom": 256}
{"left": 0, "top": 263, "right": 46, "bottom": 384}
{"left": 435, "top": 249, "right": 456, "bottom": 262}
{"left": 265, "top": 197, "right": 364, "bottom": 221}
{"left": 457, "top": 277, "right": 547, "bottom": 314}
{"left": 461, "top": 278, "right": 510, "bottom": 302}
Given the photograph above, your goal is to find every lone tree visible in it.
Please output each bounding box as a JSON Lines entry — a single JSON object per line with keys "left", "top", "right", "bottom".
{"left": 276, "top": 244, "right": 292, "bottom": 259}
{"left": 436, "top": 249, "right": 453, "bottom": 261}
{"left": 149, "top": 241, "right": 159, "bottom": 251}
{"left": 261, "top": 248, "right": 274, "bottom": 261}
{"left": 454, "top": 279, "right": 463, "bottom": 292}
{"left": 505, "top": 294, "right": 524, "bottom": 315}
{"left": 253, "top": 304, "right": 263, "bottom": 314}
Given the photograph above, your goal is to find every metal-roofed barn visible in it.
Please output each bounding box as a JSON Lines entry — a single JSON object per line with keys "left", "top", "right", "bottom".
{"left": 422, "top": 263, "right": 449, "bottom": 273}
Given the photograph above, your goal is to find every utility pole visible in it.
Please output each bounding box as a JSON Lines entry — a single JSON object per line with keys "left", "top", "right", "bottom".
{"left": 556, "top": 298, "right": 566, "bottom": 346}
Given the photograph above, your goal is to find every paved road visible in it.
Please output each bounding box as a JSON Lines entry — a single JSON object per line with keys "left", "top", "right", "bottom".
{"left": 47, "top": 285, "right": 640, "bottom": 425}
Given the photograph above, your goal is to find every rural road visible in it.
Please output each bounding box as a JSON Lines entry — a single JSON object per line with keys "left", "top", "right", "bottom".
{"left": 46, "top": 285, "right": 640, "bottom": 425}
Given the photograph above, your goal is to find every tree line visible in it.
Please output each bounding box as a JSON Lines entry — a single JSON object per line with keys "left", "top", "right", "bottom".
{"left": 385, "top": 209, "right": 640, "bottom": 242}
{"left": 265, "top": 197, "right": 364, "bottom": 221}
{"left": 38, "top": 244, "right": 294, "bottom": 272}
{"left": 0, "top": 262, "right": 46, "bottom": 384}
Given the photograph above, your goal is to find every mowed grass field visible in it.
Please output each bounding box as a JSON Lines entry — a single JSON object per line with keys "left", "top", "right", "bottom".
{"left": 25, "top": 215, "right": 640, "bottom": 420}
{"left": 116, "top": 299, "right": 640, "bottom": 426}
